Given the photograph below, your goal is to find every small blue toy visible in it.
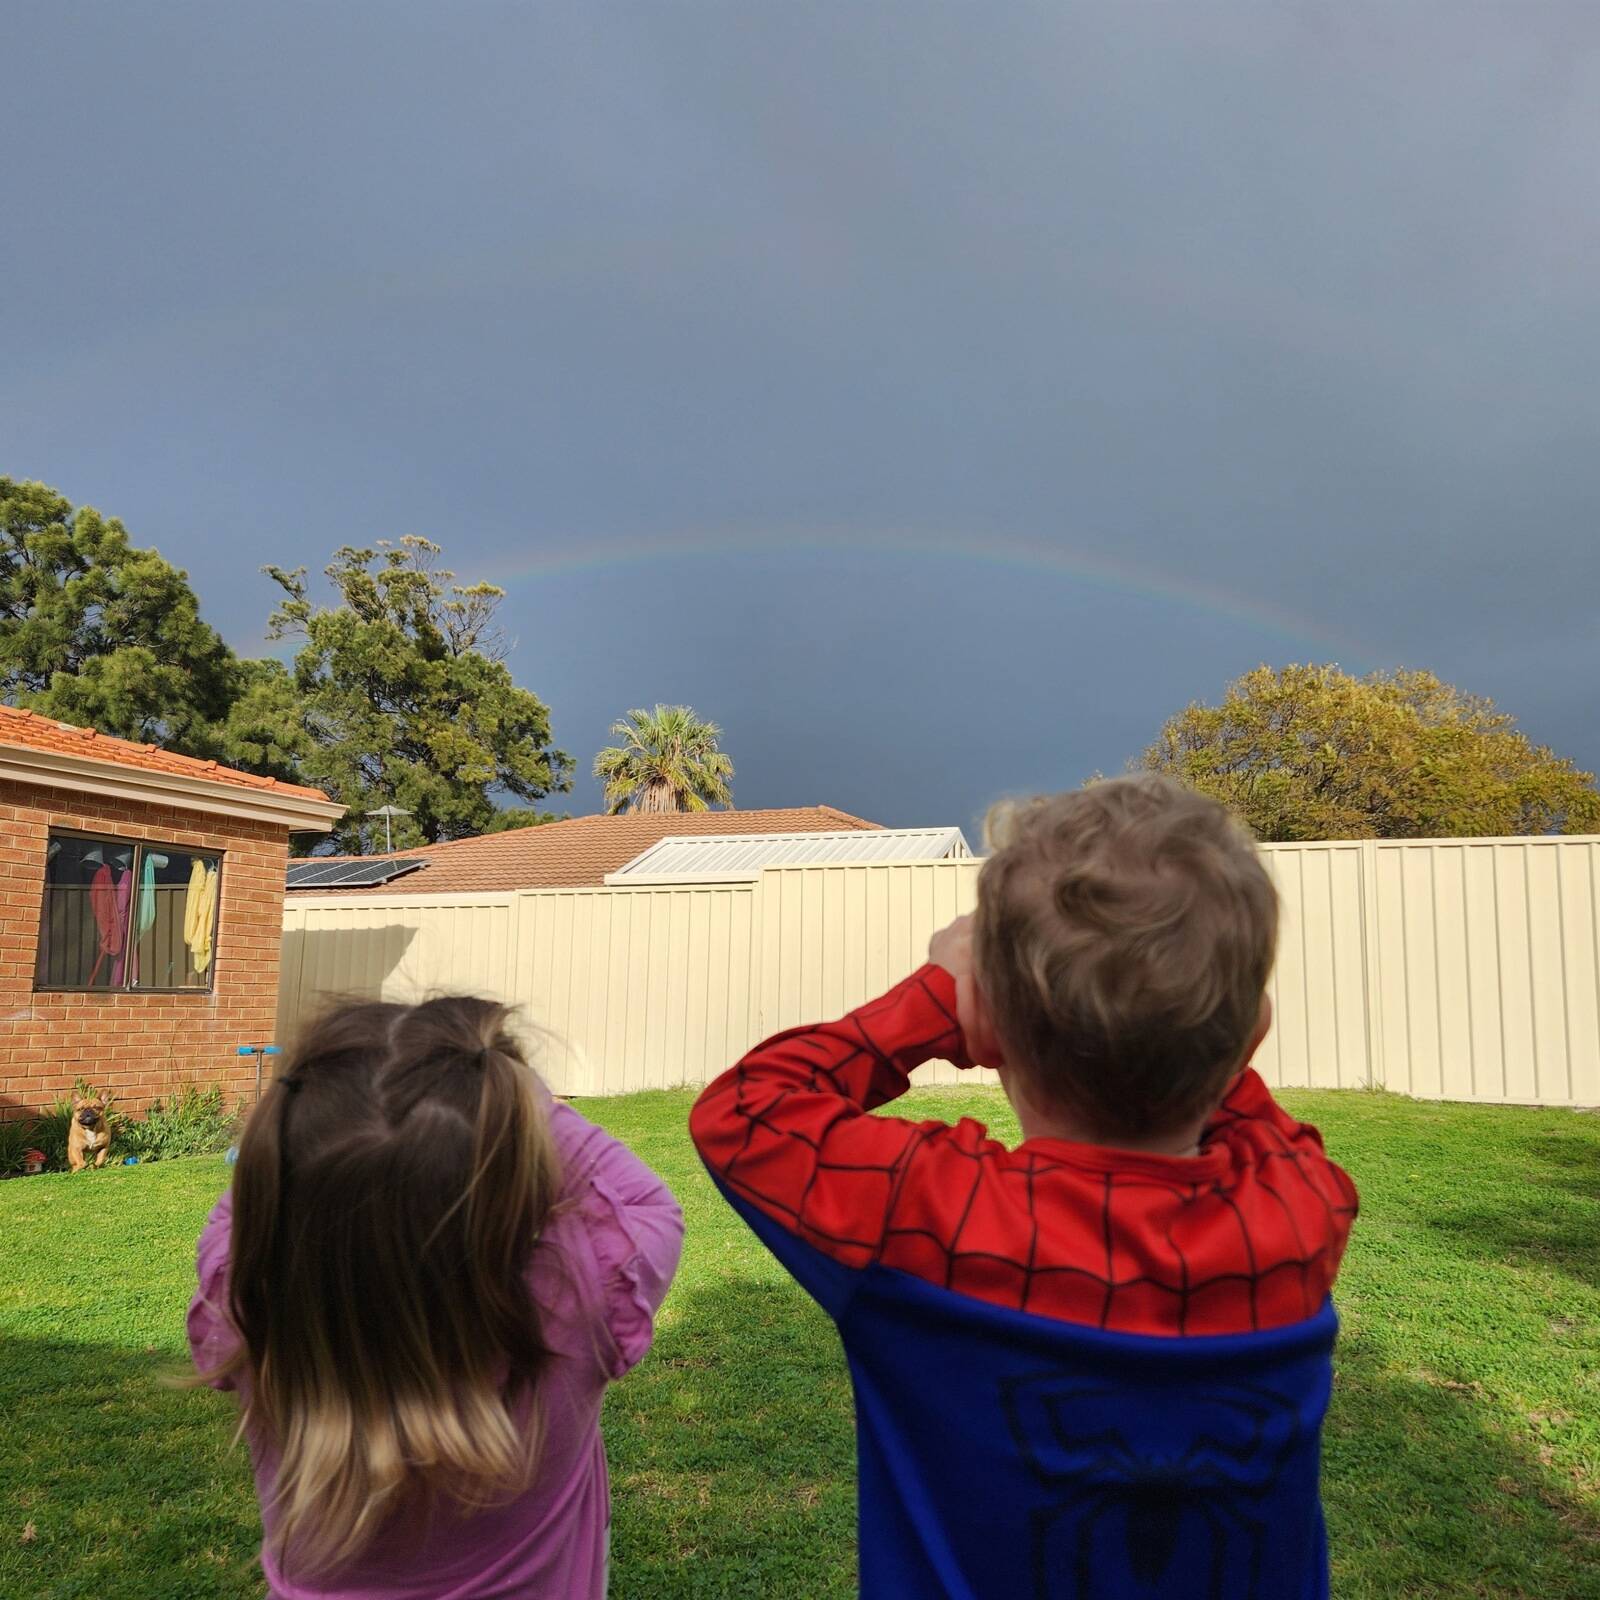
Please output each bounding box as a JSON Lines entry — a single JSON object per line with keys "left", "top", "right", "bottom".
{"left": 123, "top": 1156, "right": 139, "bottom": 1166}
{"left": 224, "top": 1146, "right": 239, "bottom": 1166}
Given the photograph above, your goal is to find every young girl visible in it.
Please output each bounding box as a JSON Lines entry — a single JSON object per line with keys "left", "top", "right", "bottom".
{"left": 187, "top": 995, "right": 683, "bottom": 1598}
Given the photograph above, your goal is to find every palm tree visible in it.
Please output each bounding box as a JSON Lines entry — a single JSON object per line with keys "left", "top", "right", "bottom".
{"left": 593, "top": 705, "right": 735, "bottom": 814}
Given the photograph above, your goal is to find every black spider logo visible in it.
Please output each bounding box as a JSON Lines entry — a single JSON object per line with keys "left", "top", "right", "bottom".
{"left": 999, "top": 1373, "right": 1304, "bottom": 1600}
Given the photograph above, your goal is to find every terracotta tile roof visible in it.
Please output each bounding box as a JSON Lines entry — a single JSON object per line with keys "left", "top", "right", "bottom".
{"left": 0, "top": 705, "right": 332, "bottom": 803}
{"left": 292, "top": 806, "right": 883, "bottom": 893}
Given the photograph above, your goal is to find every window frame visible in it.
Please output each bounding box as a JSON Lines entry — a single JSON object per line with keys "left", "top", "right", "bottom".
{"left": 34, "top": 828, "right": 225, "bottom": 996}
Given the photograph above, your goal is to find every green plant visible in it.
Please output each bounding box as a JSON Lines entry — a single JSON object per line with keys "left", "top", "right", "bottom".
{"left": 30, "top": 1104, "right": 72, "bottom": 1171}
{"left": 120, "top": 1084, "right": 240, "bottom": 1163}
{"left": 0, "top": 1118, "right": 39, "bottom": 1178}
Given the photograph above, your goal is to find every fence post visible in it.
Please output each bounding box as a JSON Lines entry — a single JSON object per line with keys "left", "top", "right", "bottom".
{"left": 504, "top": 889, "right": 527, "bottom": 1013}
{"left": 275, "top": 905, "right": 308, "bottom": 1054}
{"left": 750, "top": 868, "right": 771, "bottom": 1047}
{"left": 1358, "top": 840, "right": 1386, "bottom": 1090}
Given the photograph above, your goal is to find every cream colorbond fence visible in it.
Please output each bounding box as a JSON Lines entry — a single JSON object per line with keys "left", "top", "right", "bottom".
{"left": 510, "top": 882, "right": 761, "bottom": 1095}
{"left": 278, "top": 838, "right": 1600, "bottom": 1105}
{"left": 276, "top": 866, "right": 985, "bottom": 1096}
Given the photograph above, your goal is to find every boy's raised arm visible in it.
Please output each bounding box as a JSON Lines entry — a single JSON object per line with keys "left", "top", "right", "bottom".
{"left": 689, "top": 963, "right": 973, "bottom": 1292}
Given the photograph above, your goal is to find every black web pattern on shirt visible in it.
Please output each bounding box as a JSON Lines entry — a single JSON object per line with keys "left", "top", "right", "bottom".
{"left": 716, "top": 974, "right": 1358, "bottom": 1333}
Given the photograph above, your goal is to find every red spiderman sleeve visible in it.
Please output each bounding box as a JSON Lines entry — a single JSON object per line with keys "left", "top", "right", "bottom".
{"left": 692, "top": 965, "right": 1359, "bottom": 1335}
{"left": 690, "top": 964, "right": 974, "bottom": 1266}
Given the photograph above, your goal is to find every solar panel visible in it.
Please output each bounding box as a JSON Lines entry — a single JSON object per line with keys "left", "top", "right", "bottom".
{"left": 285, "top": 860, "right": 353, "bottom": 888}
{"left": 286, "top": 857, "right": 430, "bottom": 890}
{"left": 334, "top": 858, "right": 430, "bottom": 888}
{"left": 313, "top": 862, "right": 374, "bottom": 888}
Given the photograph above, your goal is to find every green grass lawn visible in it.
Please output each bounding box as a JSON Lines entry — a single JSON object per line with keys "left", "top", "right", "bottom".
{"left": 3, "top": 1086, "right": 1598, "bottom": 1599}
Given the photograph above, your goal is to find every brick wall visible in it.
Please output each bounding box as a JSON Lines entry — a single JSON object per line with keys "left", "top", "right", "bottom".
{"left": 0, "top": 778, "right": 290, "bottom": 1120}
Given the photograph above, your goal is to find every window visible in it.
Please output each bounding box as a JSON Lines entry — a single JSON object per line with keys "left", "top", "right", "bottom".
{"left": 35, "top": 834, "right": 222, "bottom": 993}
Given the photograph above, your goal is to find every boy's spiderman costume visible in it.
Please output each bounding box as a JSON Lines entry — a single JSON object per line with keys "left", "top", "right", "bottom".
{"left": 691, "top": 965, "right": 1359, "bottom": 1600}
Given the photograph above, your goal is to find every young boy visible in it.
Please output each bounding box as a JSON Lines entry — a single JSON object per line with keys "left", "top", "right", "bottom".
{"left": 690, "top": 775, "right": 1358, "bottom": 1599}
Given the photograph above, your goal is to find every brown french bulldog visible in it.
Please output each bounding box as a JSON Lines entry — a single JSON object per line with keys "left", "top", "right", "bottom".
{"left": 67, "top": 1093, "right": 113, "bottom": 1172}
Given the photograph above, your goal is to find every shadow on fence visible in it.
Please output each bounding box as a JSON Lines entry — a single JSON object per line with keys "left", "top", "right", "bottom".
{"left": 277, "top": 923, "right": 420, "bottom": 1045}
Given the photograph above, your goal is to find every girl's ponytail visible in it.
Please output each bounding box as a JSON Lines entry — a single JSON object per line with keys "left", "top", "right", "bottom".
{"left": 212, "top": 994, "right": 562, "bottom": 1578}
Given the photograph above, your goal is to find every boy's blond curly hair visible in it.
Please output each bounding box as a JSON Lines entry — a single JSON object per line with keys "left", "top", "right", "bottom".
{"left": 974, "top": 774, "right": 1277, "bottom": 1140}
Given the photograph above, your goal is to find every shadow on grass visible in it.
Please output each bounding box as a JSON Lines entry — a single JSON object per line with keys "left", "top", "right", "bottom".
{"left": 602, "top": 1273, "right": 859, "bottom": 1600}
{"left": 1326, "top": 1328, "right": 1600, "bottom": 1599}
{"left": 0, "top": 1277, "right": 858, "bottom": 1600}
{"left": 7, "top": 1278, "right": 1599, "bottom": 1600}
{"left": 0, "top": 1335, "right": 262, "bottom": 1600}
{"left": 1423, "top": 1128, "right": 1600, "bottom": 1296}
{"left": 608, "top": 1271, "right": 1600, "bottom": 1600}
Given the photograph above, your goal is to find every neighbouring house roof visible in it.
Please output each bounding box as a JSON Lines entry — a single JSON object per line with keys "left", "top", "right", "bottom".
{"left": 0, "top": 705, "right": 342, "bottom": 832}
{"left": 605, "top": 826, "right": 971, "bottom": 884}
{"left": 286, "top": 806, "right": 885, "bottom": 894}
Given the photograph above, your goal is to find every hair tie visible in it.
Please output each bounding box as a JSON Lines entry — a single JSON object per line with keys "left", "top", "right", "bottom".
{"left": 279, "top": 1073, "right": 303, "bottom": 1093}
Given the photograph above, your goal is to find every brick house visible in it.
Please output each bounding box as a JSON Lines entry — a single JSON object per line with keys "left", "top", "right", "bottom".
{"left": 0, "top": 707, "right": 341, "bottom": 1120}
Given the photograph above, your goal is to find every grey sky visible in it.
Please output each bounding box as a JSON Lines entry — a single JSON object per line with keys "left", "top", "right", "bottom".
{"left": 7, "top": 3, "right": 1599, "bottom": 832}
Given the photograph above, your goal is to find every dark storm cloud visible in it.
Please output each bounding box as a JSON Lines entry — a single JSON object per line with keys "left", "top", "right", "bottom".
{"left": 6, "top": 3, "right": 1599, "bottom": 823}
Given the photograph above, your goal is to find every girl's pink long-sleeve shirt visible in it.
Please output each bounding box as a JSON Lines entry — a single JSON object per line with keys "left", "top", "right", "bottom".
{"left": 187, "top": 1095, "right": 684, "bottom": 1600}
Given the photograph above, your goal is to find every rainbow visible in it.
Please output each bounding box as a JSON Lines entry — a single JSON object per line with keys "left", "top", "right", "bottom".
{"left": 484, "top": 528, "right": 1366, "bottom": 657}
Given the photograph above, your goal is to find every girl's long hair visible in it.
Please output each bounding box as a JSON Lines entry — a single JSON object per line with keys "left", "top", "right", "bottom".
{"left": 206, "top": 995, "right": 561, "bottom": 1578}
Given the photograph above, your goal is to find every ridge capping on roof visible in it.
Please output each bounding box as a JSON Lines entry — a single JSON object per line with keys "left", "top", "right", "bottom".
{"left": 605, "top": 825, "right": 972, "bottom": 884}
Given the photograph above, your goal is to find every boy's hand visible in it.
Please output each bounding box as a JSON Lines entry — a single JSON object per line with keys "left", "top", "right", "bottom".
{"left": 926, "top": 914, "right": 1002, "bottom": 1069}
{"left": 926, "top": 912, "right": 974, "bottom": 985}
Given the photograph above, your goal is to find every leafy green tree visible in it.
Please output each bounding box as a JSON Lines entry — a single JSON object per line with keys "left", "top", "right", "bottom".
{"left": 480, "top": 806, "right": 567, "bottom": 833}
{"left": 1142, "top": 664, "right": 1600, "bottom": 840}
{"left": 214, "top": 658, "right": 315, "bottom": 785}
{"left": 0, "top": 477, "right": 240, "bottom": 755}
{"left": 594, "top": 705, "right": 735, "bottom": 814}
{"left": 262, "top": 537, "right": 571, "bottom": 852}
